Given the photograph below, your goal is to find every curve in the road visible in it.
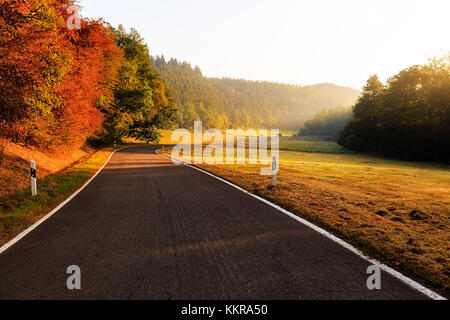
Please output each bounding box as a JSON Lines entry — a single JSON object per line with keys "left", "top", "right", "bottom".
{"left": 0, "top": 145, "right": 444, "bottom": 300}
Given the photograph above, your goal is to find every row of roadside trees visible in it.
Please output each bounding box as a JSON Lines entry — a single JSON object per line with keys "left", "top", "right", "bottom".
{"left": 0, "top": 0, "right": 176, "bottom": 153}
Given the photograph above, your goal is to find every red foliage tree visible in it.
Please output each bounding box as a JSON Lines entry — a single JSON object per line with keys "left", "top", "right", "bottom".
{"left": 0, "top": 0, "right": 123, "bottom": 147}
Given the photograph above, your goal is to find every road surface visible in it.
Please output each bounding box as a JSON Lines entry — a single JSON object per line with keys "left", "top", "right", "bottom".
{"left": 0, "top": 146, "right": 431, "bottom": 299}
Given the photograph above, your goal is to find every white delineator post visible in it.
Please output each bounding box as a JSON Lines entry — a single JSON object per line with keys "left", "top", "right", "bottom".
{"left": 272, "top": 156, "right": 277, "bottom": 187}
{"left": 30, "top": 160, "right": 37, "bottom": 196}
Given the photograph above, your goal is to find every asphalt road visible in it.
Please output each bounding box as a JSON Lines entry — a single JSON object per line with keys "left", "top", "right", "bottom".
{"left": 0, "top": 146, "right": 431, "bottom": 299}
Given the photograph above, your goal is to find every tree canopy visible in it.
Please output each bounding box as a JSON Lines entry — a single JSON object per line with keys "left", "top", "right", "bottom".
{"left": 96, "top": 26, "right": 176, "bottom": 144}
{"left": 0, "top": 2, "right": 176, "bottom": 148}
{"left": 339, "top": 55, "right": 450, "bottom": 161}
{"left": 0, "top": 0, "right": 123, "bottom": 147}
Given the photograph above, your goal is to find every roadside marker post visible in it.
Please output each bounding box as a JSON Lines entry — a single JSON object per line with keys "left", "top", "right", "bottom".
{"left": 272, "top": 156, "right": 277, "bottom": 187}
{"left": 114, "top": 140, "right": 117, "bottom": 149}
{"left": 30, "top": 160, "right": 37, "bottom": 196}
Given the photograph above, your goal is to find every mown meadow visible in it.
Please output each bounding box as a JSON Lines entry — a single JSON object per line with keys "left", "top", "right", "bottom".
{"left": 159, "top": 133, "right": 450, "bottom": 291}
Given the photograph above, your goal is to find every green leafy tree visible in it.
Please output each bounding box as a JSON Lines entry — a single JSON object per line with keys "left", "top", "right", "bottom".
{"left": 99, "top": 26, "right": 176, "bottom": 143}
{"left": 339, "top": 54, "right": 450, "bottom": 161}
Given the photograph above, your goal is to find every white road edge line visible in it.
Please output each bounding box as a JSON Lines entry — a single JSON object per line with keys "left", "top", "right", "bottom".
{"left": 155, "top": 149, "right": 446, "bottom": 301}
{"left": 0, "top": 146, "right": 132, "bottom": 256}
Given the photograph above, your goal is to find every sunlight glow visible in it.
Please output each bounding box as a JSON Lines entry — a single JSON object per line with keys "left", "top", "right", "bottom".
{"left": 79, "top": 0, "right": 450, "bottom": 89}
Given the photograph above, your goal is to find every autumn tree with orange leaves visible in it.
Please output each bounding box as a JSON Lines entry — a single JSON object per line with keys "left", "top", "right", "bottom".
{"left": 0, "top": 0, "right": 123, "bottom": 148}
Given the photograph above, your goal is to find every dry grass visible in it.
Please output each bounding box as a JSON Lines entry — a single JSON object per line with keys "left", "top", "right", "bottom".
{"left": 160, "top": 146, "right": 450, "bottom": 291}
{"left": 0, "top": 142, "right": 91, "bottom": 198}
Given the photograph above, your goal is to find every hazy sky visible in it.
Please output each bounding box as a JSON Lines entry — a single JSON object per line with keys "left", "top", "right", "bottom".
{"left": 78, "top": 0, "right": 449, "bottom": 90}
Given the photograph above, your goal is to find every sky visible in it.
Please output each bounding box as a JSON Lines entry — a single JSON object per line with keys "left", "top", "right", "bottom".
{"left": 78, "top": 0, "right": 449, "bottom": 90}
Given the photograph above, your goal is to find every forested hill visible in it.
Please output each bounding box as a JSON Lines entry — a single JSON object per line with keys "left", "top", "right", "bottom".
{"left": 151, "top": 56, "right": 360, "bottom": 130}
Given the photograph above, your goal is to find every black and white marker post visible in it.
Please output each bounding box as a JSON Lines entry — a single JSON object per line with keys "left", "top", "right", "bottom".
{"left": 30, "top": 160, "right": 37, "bottom": 196}
{"left": 272, "top": 156, "right": 277, "bottom": 187}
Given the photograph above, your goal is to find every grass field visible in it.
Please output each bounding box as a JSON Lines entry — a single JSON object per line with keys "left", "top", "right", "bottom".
{"left": 279, "top": 138, "right": 350, "bottom": 153}
{"left": 160, "top": 137, "right": 450, "bottom": 291}
{"left": 157, "top": 129, "right": 349, "bottom": 153}
{"left": 0, "top": 148, "right": 114, "bottom": 247}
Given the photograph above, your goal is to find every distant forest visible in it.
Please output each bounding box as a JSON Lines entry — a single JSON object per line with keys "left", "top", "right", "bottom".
{"left": 151, "top": 56, "right": 360, "bottom": 130}
{"left": 299, "top": 106, "right": 352, "bottom": 140}
{"left": 339, "top": 56, "right": 450, "bottom": 161}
